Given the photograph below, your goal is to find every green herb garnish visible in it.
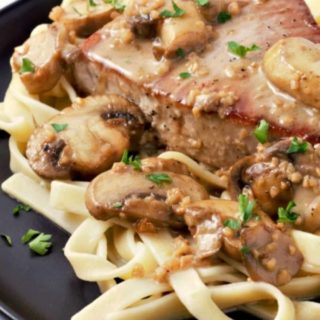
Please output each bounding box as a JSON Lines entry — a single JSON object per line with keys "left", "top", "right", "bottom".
{"left": 28, "top": 233, "right": 52, "bottom": 256}
{"left": 121, "top": 150, "right": 142, "bottom": 171}
{"left": 112, "top": 202, "right": 123, "bottom": 209}
{"left": 223, "top": 219, "right": 241, "bottom": 230}
{"left": 217, "top": 11, "right": 232, "bottom": 24}
{"left": 254, "top": 119, "right": 269, "bottom": 144}
{"left": 105, "top": 0, "right": 125, "bottom": 12}
{"left": 179, "top": 72, "right": 191, "bottom": 79}
{"left": 146, "top": 173, "right": 172, "bottom": 186}
{"left": 287, "top": 137, "right": 308, "bottom": 154}
{"left": 176, "top": 48, "right": 186, "bottom": 58}
{"left": 13, "top": 203, "right": 31, "bottom": 217}
{"left": 240, "top": 245, "right": 251, "bottom": 254}
{"left": 21, "top": 229, "right": 40, "bottom": 244}
{"left": 1, "top": 234, "right": 12, "bottom": 247}
{"left": 239, "top": 194, "right": 255, "bottom": 224}
{"left": 160, "top": 1, "right": 185, "bottom": 18}
{"left": 88, "top": 0, "right": 97, "bottom": 6}
{"left": 228, "top": 41, "right": 260, "bottom": 58}
{"left": 196, "top": 0, "right": 209, "bottom": 6}
{"left": 278, "top": 201, "right": 299, "bottom": 223}
{"left": 51, "top": 123, "right": 68, "bottom": 133}
{"left": 20, "top": 58, "right": 35, "bottom": 74}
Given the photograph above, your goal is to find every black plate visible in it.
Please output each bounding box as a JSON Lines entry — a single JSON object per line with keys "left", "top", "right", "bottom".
{"left": 0, "top": 2, "right": 255, "bottom": 319}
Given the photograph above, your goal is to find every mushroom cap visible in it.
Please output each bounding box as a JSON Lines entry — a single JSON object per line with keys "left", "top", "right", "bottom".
{"left": 26, "top": 94, "right": 145, "bottom": 180}
{"left": 85, "top": 160, "right": 209, "bottom": 228}
{"left": 241, "top": 223, "right": 303, "bottom": 286}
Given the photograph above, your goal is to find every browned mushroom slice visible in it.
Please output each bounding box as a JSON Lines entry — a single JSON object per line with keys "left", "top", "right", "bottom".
{"left": 85, "top": 162, "right": 209, "bottom": 228}
{"left": 241, "top": 223, "right": 303, "bottom": 286}
{"left": 12, "top": 24, "right": 67, "bottom": 94}
{"left": 49, "top": 1, "right": 115, "bottom": 37}
{"left": 154, "top": 0, "right": 212, "bottom": 58}
{"left": 26, "top": 95, "right": 145, "bottom": 180}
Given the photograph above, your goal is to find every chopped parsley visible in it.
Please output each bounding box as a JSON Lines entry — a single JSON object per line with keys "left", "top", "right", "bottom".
{"left": 51, "top": 123, "right": 68, "bottom": 133}
{"left": 278, "top": 201, "right": 299, "bottom": 223}
{"left": 240, "top": 245, "right": 251, "bottom": 254}
{"left": 228, "top": 41, "right": 260, "bottom": 58}
{"left": 146, "top": 173, "right": 172, "bottom": 186}
{"left": 223, "top": 219, "right": 241, "bottom": 230}
{"left": 239, "top": 194, "right": 255, "bottom": 224}
{"left": 254, "top": 119, "right": 269, "bottom": 144}
{"left": 13, "top": 203, "right": 31, "bottom": 217}
{"left": 88, "top": 0, "right": 97, "bottom": 6}
{"left": 179, "top": 72, "right": 191, "bottom": 79}
{"left": 217, "top": 11, "right": 232, "bottom": 24}
{"left": 121, "top": 150, "right": 142, "bottom": 171}
{"left": 21, "top": 229, "right": 40, "bottom": 244}
{"left": 287, "top": 137, "right": 308, "bottom": 154}
{"left": 19, "top": 58, "right": 35, "bottom": 74}
{"left": 196, "top": 0, "right": 209, "bottom": 6}
{"left": 1, "top": 234, "right": 12, "bottom": 247}
{"left": 112, "top": 202, "right": 123, "bottom": 209}
{"left": 160, "top": 1, "right": 185, "bottom": 18}
{"left": 105, "top": 0, "right": 126, "bottom": 12}
{"left": 176, "top": 48, "right": 186, "bottom": 58}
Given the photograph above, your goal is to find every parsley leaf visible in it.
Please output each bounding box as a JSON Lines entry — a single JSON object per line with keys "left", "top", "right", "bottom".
{"left": 51, "top": 123, "right": 68, "bottom": 133}
{"left": 28, "top": 233, "right": 53, "bottom": 256}
{"left": 20, "top": 58, "right": 35, "bottom": 74}
{"left": 240, "top": 245, "right": 250, "bottom": 254}
{"left": 121, "top": 150, "right": 142, "bottom": 171}
{"left": 278, "top": 201, "right": 299, "bottom": 223}
{"left": 21, "top": 229, "right": 40, "bottom": 244}
{"left": 105, "top": 0, "right": 126, "bottom": 12}
{"left": 223, "top": 219, "right": 241, "bottom": 230}
{"left": 176, "top": 48, "right": 186, "bottom": 58}
{"left": 239, "top": 194, "right": 255, "bottom": 224}
{"left": 228, "top": 41, "right": 260, "bottom": 58}
{"left": 13, "top": 203, "right": 31, "bottom": 217}
{"left": 146, "top": 173, "right": 172, "bottom": 186}
{"left": 287, "top": 137, "right": 308, "bottom": 154}
{"left": 88, "top": 0, "right": 97, "bottom": 6}
{"left": 254, "top": 119, "right": 269, "bottom": 144}
{"left": 160, "top": 1, "right": 185, "bottom": 18}
{"left": 217, "top": 11, "right": 232, "bottom": 24}
{"left": 1, "top": 234, "right": 12, "bottom": 247}
{"left": 112, "top": 202, "right": 123, "bottom": 209}
{"left": 179, "top": 72, "right": 191, "bottom": 79}
{"left": 196, "top": 0, "right": 209, "bottom": 6}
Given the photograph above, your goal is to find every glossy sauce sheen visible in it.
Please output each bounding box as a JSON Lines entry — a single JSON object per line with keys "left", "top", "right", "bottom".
{"left": 81, "top": 0, "right": 320, "bottom": 141}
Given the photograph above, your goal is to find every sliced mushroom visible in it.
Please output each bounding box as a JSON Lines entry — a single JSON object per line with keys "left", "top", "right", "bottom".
{"left": 228, "top": 139, "right": 303, "bottom": 216}
{"left": 263, "top": 37, "right": 320, "bottom": 109}
{"left": 85, "top": 159, "right": 209, "bottom": 228}
{"left": 154, "top": 0, "right": 212, "bottom": 59}
{"left": 49, "top": 1, "right": 115, "bottom": 37}
{"left": 26, "top": 94, "right": 145, "bottom": 180}
{"left": 12, "top": 24, "right": 67, "bottom": 94}
{"left": 241, "top": 223, "right": 303, "bottom": 286}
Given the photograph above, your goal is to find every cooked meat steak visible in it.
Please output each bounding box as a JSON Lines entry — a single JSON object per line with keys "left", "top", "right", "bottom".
{"left": 73, "top": 0, "right": 320, "bottom": 169}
